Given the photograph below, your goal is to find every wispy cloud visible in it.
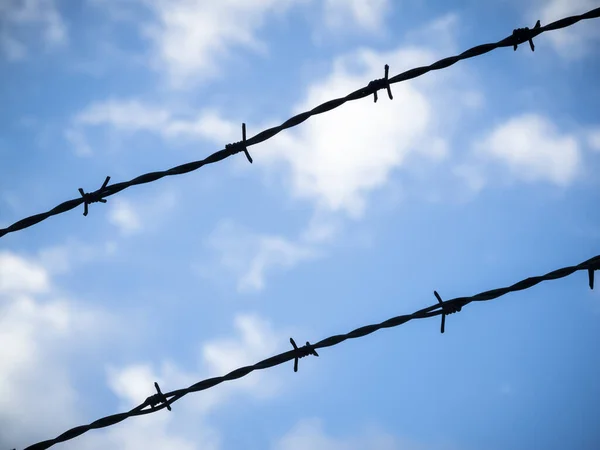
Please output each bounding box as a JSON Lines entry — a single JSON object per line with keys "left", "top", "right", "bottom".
{"left": 36, "top": 239, "right": 117, "bottom": 275}
{"left": 67, "top": 99, "right": 239, "bottom": 155}
{"left": 202, "top": 313, "right": 284, "bottom": 377}
{"left": 108, "top": 198, "right": 143, "bottom": 235}
{"left": 472, "top": 113, "right": 581, "bottom": 187}
{"left": 73, "top": 99, "right": 172, "bottom": 132}
{"left": 0, "top": 32, "right": 26, "bottom": 61}
{"left": 64, "top": 128, "right": 94, "bottom": 157}
{"left": 106, "top": 313, "right": 287, "bottom": 407}
{"left": 106, "top": 191, "right": 177, "bottom": 236}
{"left": 90, "top": 0, "right": 303, "bottom": 88}
{"left": 322, "top": 0, "right": 391, "bottom": 34}
{"left": 273, "top": 418, "right": 431, "bottom": 450}
{"left": 200, "top": 220, "right": 321, "bottom": 292}
{"left": 587, "top": 128, "right": 600, "bottom": 152}
{"left": 530, "top": 0, "right": 600, "bottom": 59}
{"left": 452, "top": 163, "right": 487, "bottom": 194}
{"left": 0, "top": 0, "right": 67, "bottom": 61}
{"left": 91, "top": 0, "right": 400, "bottom": 88}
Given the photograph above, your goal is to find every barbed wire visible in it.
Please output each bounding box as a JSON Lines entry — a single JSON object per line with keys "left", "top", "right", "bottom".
{"left": 2, "top": 7, "right": 599, "bottom": 240}
{"left": 18, "top": 254, "right": 599, "bottom": 450}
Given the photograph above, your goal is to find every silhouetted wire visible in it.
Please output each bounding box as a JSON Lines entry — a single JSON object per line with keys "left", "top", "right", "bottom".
{"left": 20, "top": 254, "right": 599, "bottom": 450}
{"left": 2, "top": 7, "right": 599, "bottom": 239}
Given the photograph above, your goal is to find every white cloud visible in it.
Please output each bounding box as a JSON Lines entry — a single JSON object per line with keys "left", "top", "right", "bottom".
{"left": 67, "top": 416, "right": 207, "bottom": 450}
{"left": 68, "top": 99, "right": 239, "bottom": 154}
{"left": 587, "top": 129, "right": 600, "bottom": 152}
{"left": 108, "top": 198, "right": 143, "bottom": 235}
{"left": 118, "top": 0, "right": 303, "bottom": 88}
{"left": 64, "top": 128, "right": 93, "bottom": 157}
{"left": 74, "top": 98, "right": 172, "bottom": 131}
{"left": 0, "top": 251, "right": 49, "bottom": 294}
{"left": 452, "top": 163, "right": 487, "bottom": 194}
{"left": 195, "top": 312, "right": 289, "bottom": 407}
{"left": 91, "top": 0, "right": 400, "bottom": 88}
{"left": 0, "top": 295, "right": 79, "bottom": 448}
{"left": 36, "top": 239, "right": 118, "bottom": 275}
{"left": 202, "top": 314, "right": 282, "bottom": 375}
{"left": 69, "top": 17, "right": 480, "bottom": 294}
{"left": 202, "top": 220, "right": 320, "bottom": 292}
{"left": 254, "top": 46, "right": 451, "bottom": 218}
{"left": 273, "top": 418, "right": 427, "bottom": 450}
{"left": 238, "top": 236, "right": 318, "bottom": 291}
{"left": 69, "top": 16, "right": 477, "bottom": 217}
{"left": 198, "top": 209, "right": 367, "bottom": 291}
{"left": 166, "top": 109, "right": 239, "bottom": 143}
{"left": 531, "top": 0, "right": 600, "bottom": 58}
{"left": 0, "top": 251, "right": 117, "bottom": 450}
{"left": 0, "top": 250, "right": 288, "bottom": 449}
{"left": 300, "top": 212, "right": 342, "bottom": 244}
{"left": 399, "top": 12, "right": 460, "bottom": 56}
{"left": 106, "top": 312, "right": 286, "bottom": 408}
{"left": 0, "top": 0, "right": 67, "bottom": 60}
{"left": 323, "top": 0, "right": 390, "bottom": 33}
{"left": 0, "top": 32, "right": 26, "bottom": 61}
{"left": 473, "top": 113, "right": 581, "bottom": 186}
{"left": 106, "top": 191, "right": 177, "bottom": 236}
{"left": 66, "top": 361, "right": 215, "bottom": 450}
{"left": 183, "top": 20, "right": 484, "bottom": 290}
{"left": 90, "top": 313, "right": 287, "bottom": 449}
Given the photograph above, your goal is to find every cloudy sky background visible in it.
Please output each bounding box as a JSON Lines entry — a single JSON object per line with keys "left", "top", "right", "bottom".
{"left": 1, "top": 0, "right": 600, "bottom": 449}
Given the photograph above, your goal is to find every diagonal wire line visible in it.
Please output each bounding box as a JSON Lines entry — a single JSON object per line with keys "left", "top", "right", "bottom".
{"left": 2, "top": 7, "right": 600, "bottom": 240}
{"left": 20, "top": 254, "right": 600, "bottom": 450}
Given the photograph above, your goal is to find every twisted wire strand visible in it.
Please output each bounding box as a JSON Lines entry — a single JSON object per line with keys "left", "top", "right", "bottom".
{"left": 2, "top": 7, "right": 599, "bottom": 240}
{"left": 20, "top": 254, "right": 600, "bottom": 450}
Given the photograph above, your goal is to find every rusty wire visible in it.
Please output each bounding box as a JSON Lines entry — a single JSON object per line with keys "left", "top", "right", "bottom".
{"left": 18, "top": 254, "right": 599, "bottom": 450}
{"left": 2, "top": 7, "right": 599, "bottom": 240}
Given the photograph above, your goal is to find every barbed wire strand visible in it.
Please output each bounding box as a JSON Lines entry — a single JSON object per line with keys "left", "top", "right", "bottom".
{"left": 2, "top": 7, "right": 599, "bottom": 240}
{"left": 19, "top": 254, "right": 600, "bottom": 450}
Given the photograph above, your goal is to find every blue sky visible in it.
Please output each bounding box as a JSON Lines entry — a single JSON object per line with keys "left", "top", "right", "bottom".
{"left": 1, "top": 0, "right": 600, "bottom": 449}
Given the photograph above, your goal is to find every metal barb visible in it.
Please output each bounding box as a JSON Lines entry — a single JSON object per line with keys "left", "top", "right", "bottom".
{"left": 290, "top": 337, "right": 319, "bottom": 372}
{"left": 434, "top": 290, "right": 461, "bottom": 334}
{"left": 368, "top": 64, "right": 394, "bottom": 103}
{"left": 513, "top": 19, "right": 541, "bottom": 51}
{"left": 78, "top": 176, "right": 110, "bottom": 216}
{"left": 153, "top": 382, "right": 172, "bottom": 411}
{"left": 226, "top": 123, "right": 253, "bottom": 163}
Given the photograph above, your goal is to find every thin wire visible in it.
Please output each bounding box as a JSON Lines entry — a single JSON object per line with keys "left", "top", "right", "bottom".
{"left": 2, "top": 7, "right": 599, "bottom": 239}
{"left": 20, "top": 254, "right": 600, "bottom": 450}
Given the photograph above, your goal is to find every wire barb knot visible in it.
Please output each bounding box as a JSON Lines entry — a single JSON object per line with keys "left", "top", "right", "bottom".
{"left": 225, "top": 123, "right": 253, "bottom": 163}
{"left": 147, "top": 381, "right": 172, "bottom": 411}
{"left": 78, "top": 176, "right": 111, "bottom": 217}
{"left": 434, "top": 290, "right": 461, "bottom": 334}
{"left": 290, "top": 337, "right": 319, "bottom": 372}
{"left": 512, "top": 20, "right": 541, "bottom": 51}
{"left": 367, "top": 64, "right": 393, "bottom": 103}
